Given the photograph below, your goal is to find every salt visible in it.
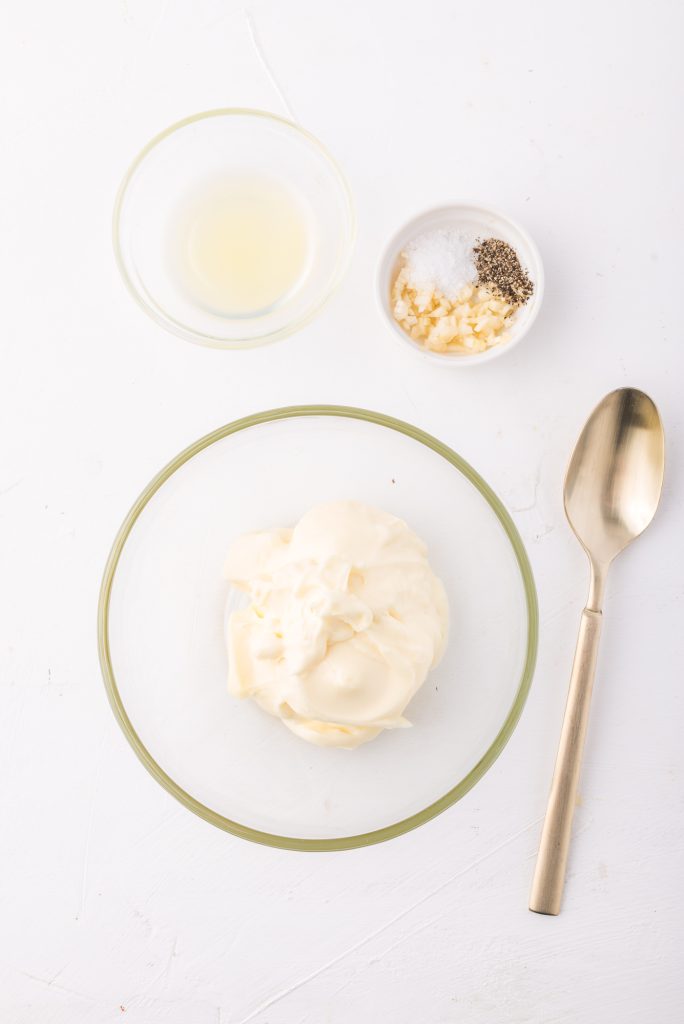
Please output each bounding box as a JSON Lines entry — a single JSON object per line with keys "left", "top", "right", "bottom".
{"left": 403, "top": 228, "right": 476, "bottom": 301}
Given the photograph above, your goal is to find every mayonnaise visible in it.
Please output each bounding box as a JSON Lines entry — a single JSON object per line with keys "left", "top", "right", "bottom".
{"left": 224, "top": 501, "right": 449, "bottom": 749}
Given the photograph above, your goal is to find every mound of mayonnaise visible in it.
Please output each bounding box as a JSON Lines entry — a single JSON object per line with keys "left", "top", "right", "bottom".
{"left": 224, "top": 501, "right": 449, "bottom": 749}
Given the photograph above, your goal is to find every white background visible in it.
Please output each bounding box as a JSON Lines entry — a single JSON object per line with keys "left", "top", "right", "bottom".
{"left": 2, "top": 1, "right": 683, "bottom": 1021}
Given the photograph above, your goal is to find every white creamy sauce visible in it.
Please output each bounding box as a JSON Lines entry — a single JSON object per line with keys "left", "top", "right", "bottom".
{"left": 224, "top": 501, "right": 449, "bottom": 749}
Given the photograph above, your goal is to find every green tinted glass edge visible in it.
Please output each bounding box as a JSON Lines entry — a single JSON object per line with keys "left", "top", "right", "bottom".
{"left": 97, "top": 406, "right": 539, "bottom": 851}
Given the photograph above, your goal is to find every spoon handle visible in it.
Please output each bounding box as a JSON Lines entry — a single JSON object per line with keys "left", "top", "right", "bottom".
{"left": 530, "top": 607, "right": 603, "bottom": 915}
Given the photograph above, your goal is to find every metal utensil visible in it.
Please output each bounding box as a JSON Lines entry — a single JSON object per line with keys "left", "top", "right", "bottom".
{"left": 530, "top": 388, "right": 665, "bottom": 915}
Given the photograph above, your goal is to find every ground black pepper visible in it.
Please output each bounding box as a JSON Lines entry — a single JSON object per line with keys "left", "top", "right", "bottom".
{"left": 474, "top": 237, "right": 534, "bottom": 306}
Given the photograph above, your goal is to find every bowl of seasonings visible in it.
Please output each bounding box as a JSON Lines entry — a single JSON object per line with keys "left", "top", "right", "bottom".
{"left": 377, "top": 205, "right": 543, "bottom": 365}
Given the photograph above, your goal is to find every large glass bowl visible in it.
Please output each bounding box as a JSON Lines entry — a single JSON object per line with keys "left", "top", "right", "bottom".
{"left": 113, "top": 110, "right": 355, "bottom": 348}
{"left": 98, "top": 408, "right": 538, "bottom": 850}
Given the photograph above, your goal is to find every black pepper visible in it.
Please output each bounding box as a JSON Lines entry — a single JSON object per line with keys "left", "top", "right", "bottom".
{"left": 473, "top": 237, "right": 534, "bottom": 306}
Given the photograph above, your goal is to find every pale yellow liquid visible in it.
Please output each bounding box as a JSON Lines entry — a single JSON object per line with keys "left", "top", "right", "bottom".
{"left": 171, "top": 174, "right": 311, "bottom": 317}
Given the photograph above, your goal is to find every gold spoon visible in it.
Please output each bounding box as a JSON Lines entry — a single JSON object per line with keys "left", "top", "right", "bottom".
{"left": 530, "top": 388, "right": 665, "bottom": 915}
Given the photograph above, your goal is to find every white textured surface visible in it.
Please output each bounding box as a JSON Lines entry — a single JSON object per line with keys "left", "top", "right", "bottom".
{"left": 1, "top": 1, "right": 683, "bottom": 1021}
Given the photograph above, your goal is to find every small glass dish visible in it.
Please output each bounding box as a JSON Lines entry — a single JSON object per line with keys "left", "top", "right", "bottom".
{"left": 113, "top": 109, "right": 355, "bottom": 349}
{"left": 377, "top": 204, "right": 544, "bottom": 367}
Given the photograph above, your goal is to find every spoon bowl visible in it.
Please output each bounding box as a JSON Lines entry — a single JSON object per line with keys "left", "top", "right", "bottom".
{"left": 564, "top": 388, "right": 665, "bottom": 572}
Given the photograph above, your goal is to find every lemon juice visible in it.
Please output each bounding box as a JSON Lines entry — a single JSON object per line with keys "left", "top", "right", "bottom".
{"left": 170, "top": 173, "right": 311, "bottom": 317}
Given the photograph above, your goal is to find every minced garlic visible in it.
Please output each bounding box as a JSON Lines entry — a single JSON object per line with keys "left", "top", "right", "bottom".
{"left": 392, "top": 267, "right": 515, "bottom": 354}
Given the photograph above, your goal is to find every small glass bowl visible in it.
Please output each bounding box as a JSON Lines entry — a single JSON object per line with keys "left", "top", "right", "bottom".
{"left": 113, "top": 109, "right": 355, "bottom": 349}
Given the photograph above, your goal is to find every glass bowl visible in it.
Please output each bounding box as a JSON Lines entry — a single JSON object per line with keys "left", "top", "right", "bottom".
{"left": 98, "top": 407, "right": 538, "bottom": 850}
{"left": 113, "top": 109, "right": 355, "bottom": 348}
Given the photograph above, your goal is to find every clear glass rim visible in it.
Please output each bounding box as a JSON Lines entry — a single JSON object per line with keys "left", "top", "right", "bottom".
{"left": 97, "top": 407, "right": 538, "bottom": 850}
{"left": 112, "top": 108, "right": 356, "bottom": 350}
